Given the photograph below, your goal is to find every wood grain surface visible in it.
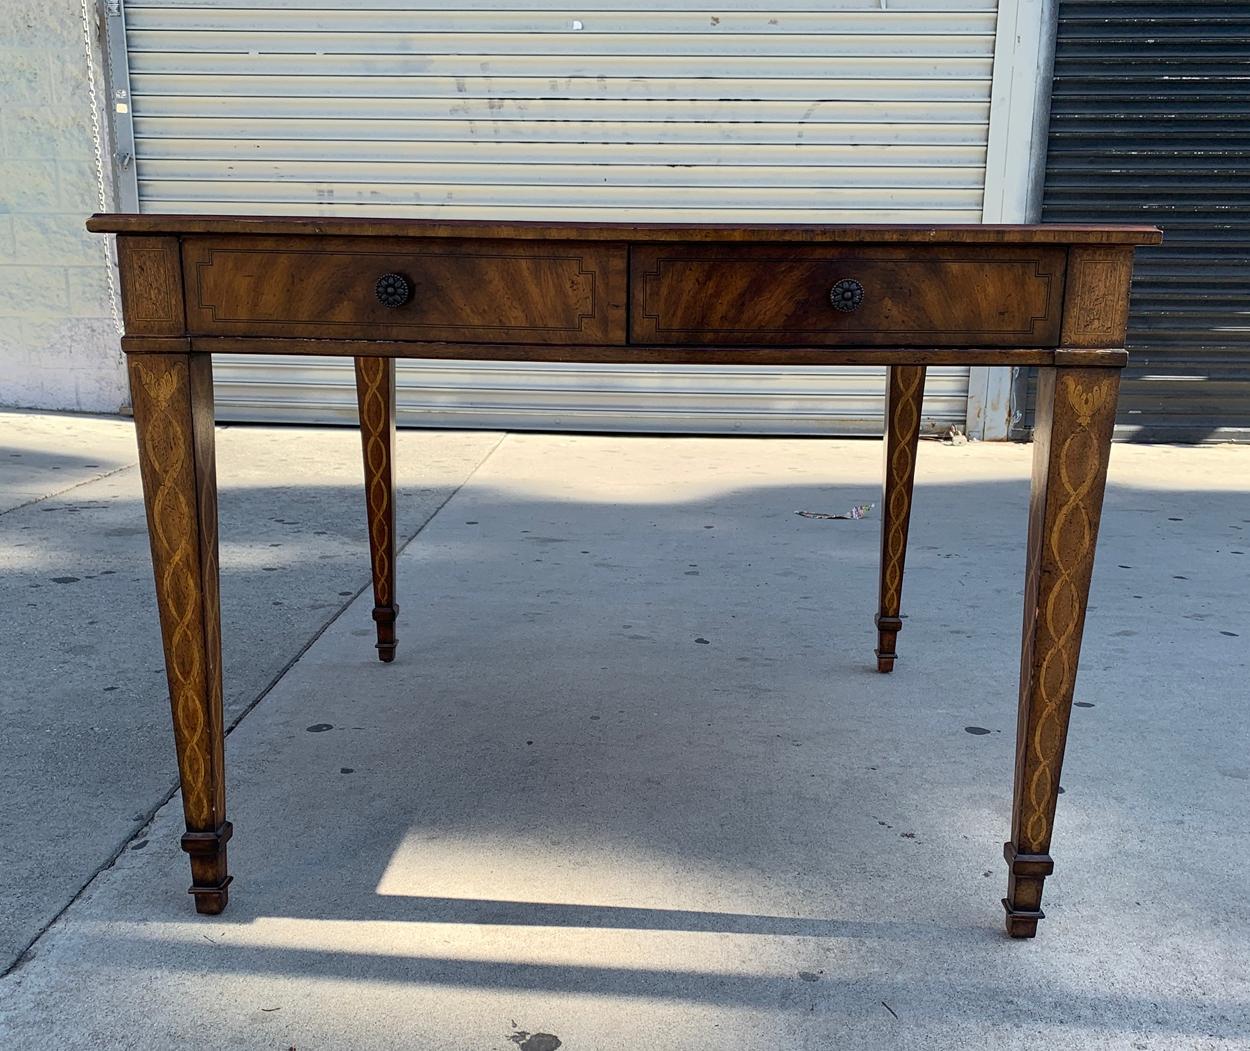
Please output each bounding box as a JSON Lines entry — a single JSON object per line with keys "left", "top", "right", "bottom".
{"left": 117, "top": 236, "right": 185, "bottom": 336}
{"left": 631, "top": 244, "right": 1066, "bottom": 346}
{"left": 875, "top": 365, "right": 927, "bottom": 673}
{"left": 127, "top": 351, "right": 231, "bottom": 915}
{"left": 183, "top": 236, "right": 627, "bottom": 344}
{"left": 354, "top": 356, "right": 399, "bottom": 662}
{"left": 88, "top": 212, "right": 1162, "bottom": 246}
{"left": 1003, "top": 366, "right": 1120, "bottom": 937}
{"left": 163, "top": 337, "right": 1126, "bottom": 368}
{"left": 1061, "top": 246, "right": 1136, "bottom": 348}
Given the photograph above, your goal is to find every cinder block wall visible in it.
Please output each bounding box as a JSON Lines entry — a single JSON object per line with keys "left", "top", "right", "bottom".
{"left": 0, "top": 0, "right": 126, "bottom": 413}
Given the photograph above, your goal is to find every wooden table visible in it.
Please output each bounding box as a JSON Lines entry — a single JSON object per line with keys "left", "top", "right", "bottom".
{"left": 87, "top": 214, "right": 1159, "bottom": 937}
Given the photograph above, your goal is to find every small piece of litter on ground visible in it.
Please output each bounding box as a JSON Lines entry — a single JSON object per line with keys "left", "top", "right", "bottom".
{"left": 796, "top": 503, "right": 874, "bottom": 521}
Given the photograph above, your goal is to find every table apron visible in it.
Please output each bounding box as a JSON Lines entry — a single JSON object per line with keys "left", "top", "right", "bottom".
{"left": 118, "top": 335, "right": 1128, "bottom": 370}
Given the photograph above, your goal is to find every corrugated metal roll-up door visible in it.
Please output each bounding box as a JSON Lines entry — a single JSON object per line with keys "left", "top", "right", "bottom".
{"left": 120, "top": 0, "right": 1002, "bottom": 434}
{"left": 1041, "top": 0, "right": 1250, "bottom": 442}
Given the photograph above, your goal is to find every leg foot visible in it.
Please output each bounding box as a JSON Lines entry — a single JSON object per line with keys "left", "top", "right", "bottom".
{"left": 1001, "top": 842, "right": 1053, "bottom": 937}
{"left": 1002, "top": 900, "right": 1043, "bottom": 938}
{"left": 183, "top": 822, "right": 233, "bottom": 914}
{"left": 876, "top": 366, "right": 925, "bottom": 670}
{"left": 191, "top": 886, "right": 231, "bottom": 916}
{"left": 874, "top": 615, "right": 902, "bottom": 673}
{"left": 372, "top": 603, "right": 399, "bottom": 662}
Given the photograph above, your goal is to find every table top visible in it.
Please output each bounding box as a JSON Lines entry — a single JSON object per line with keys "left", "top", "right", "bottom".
{"left": 86, "top": 213, "right": 1163, "bottom": 246}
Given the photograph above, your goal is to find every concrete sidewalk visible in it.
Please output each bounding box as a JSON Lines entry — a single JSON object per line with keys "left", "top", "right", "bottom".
{"left": 1, "top": 416, "right": 1247, "bottom": 1049}
{"left": 0, "top": 410, "right": 502, "bottom": 974}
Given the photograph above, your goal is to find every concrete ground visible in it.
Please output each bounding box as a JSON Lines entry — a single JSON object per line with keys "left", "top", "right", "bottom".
{"left": 0, "top": 412, "right": 1247, "bottom": 1050}
{"left": 0, "top": 411, "right": 502, "bottom": 973}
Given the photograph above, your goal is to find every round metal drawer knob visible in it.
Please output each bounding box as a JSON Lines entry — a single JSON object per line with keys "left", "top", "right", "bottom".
{"left": 829, "top": 278, "right": 864, "bottom": 313}
{"left": 375, "top": 272, "right": 411, "bottom": 308}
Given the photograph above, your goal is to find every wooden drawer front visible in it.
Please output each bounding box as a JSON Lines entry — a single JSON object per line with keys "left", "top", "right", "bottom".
{"left": 183, "top": 236, "right": 626, "bottom": 344}
{"left": 631, "top": 245, "right": 1067, "bottom": 347}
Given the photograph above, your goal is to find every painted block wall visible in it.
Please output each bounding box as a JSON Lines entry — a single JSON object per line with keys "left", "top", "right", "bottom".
{"left": 0, "top": 0, "right": 126, "bottom": 414}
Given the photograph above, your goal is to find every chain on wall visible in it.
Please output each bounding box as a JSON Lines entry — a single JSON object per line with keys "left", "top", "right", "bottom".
{"left": 79, "top": 0, "right": 124, "bottom": 337}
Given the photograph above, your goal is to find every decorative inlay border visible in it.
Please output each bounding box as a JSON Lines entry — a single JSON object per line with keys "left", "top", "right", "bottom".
{"left": 1061, "top": 246, "right": 1133, "bottom": 347}
{"left": 118, "top": 236, "right": 185, "bottom": 335}
{"left": 355, "top": 357, "right": 393, "bottom": 611}
{"left": 881, "top": 366, "right": 925, "bottom": 610}
{"left": 1025, "top": 372, "right": 1115, "bottom": 839}
{"left": 129, "top": 356, "right": 215, "bottom": 827}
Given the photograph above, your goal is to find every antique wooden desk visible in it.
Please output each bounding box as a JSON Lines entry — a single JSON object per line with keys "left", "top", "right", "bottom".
{"left": 87, "top": 214, "right": 1159, "bottom": 937}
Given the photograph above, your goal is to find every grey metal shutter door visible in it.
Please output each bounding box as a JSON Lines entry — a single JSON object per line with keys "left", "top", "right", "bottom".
{"left": 1040, "top": 0, "right": 1250, "bottom": 442}
{"left": 122, "top": 0, "right": 995, "bottom": 434}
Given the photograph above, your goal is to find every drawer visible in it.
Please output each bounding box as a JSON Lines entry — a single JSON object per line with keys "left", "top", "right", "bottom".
{"left": 182, "top": 236, "right": 627, "bottom": 344}
{"left": 631, "top": 244, "right": 1067, "bottom": 347}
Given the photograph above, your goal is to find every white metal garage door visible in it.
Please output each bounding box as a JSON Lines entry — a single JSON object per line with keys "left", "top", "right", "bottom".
{"left": 117, "top": 0, "right": 1004, "bottom": 434}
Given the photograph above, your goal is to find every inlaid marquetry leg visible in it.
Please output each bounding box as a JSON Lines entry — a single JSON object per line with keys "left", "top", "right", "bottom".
{"left": 128, "top": 351, "right": 231, "bottom": 915}
{"left": 354, "top": 356, "right": 399, "bottom": 662}
{"left": 875, "top": 365, "right": 926, "bottom": 672}
{"left": 1003, "top": 366, "right": 1119, "bottom": 937}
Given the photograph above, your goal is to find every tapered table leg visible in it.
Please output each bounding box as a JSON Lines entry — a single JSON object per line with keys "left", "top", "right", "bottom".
{"left": 1003, "top": 366, "right": 1119, "bottom": 937}
{"left": 875, "top": 365, "right": 926, "bottom": 672}
{"left": 354, "top": 356, "right": 399, "bottom": 661}
{"left": 129, "top": 351, "right": 231, "bottom": 914}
